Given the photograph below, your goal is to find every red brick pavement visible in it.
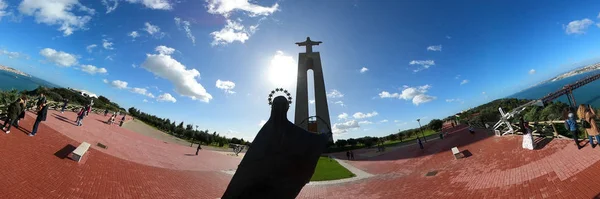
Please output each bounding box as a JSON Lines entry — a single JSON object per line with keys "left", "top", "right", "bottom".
{"left": 0, "top": 113, "right": 233, "bottom": 198}
{"left": 37, "top": 110, "right": 241, "bottom": 171}
{"left": 4, "top": 112, "right": 600, "bottom": 198}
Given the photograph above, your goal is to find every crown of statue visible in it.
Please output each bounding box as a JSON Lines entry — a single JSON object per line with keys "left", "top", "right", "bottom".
{"left": 268, "top": 88, "right": 293, "bottom": 105}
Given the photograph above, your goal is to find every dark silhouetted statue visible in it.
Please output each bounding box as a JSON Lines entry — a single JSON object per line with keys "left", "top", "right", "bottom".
{"left": 222, "top": 96, "right": 330, "bottom": 199}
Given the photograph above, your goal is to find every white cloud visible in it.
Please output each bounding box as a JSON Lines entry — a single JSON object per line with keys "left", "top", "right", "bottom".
{"left": 39, "top": 48, "right": 77, "bottom": 67}
{"left": 409, "top": 60, "right": 435, "bottom": 72}
{"left": 446, "top": 98, "right": 464, "bottom": 104}
{"left": 338, "top": 113, "right": 348, "bottom": 120}
{"left": 327, "top": 89, "right": 344, "bottom": 98}
{"left": 18, "top": 0, "right": 94, "bottom": 36}
{"left": 141, "top": 46, "right": 213, "bottom": 102}
{"left": 206, "top": 0, "right": 277, "bottom": 45}
{"left": 110, "top": 80, "right": 128, "bottom": 89}
{"left": 157, "top": 93, "right": 177, "bottom": 103}
{"left": 206, "top": 0, "right": 278, "bottom": 17}
{"left": 102, "top": 79, "right": 108, "bottom": 83}
{"left": 259, "top": 120, "right": 266, "bottom": 127}
{"left": 360, "top": 67, "right": 369, "bottom": 73}
{"left": 0, "top": 49, "right": 28, "bottom": 59}
{"left": 132, "top": 64, "right": 136, "bottom": 68}
{"left": 565, "top": 18, "right": 593, "bottom": 35}
{"left": 216, "top": 79, "right": 236, "bottom": 94}
{"left": 131, "top": 87, "right": 155, "bottom": 98}
{"left": 129, "top": 31, "right": 140, "bottom": 39}
{"left": 358, "top": 120, "right": 372, "bottom": 125}
{"left": 529, "top": 69, "right": 536, "bottom": 74}
{"left": 446, "top": 35, "right": 452, "bottom": 39}
{"left": 426, "top": 45, "right": 442, "bottom": 51}
{"left": 332, "top": 120, "right": 360, "bottom": 134}
{"left": 143, "top": 99, "right": 148, "bottom": 103}
{"left": 455, "top": 75, "right": 460, "bottom": 79}
{"left": 174, "top": 17, "right": 196, "bottom": 45}
{"left": 155, "top": 45, "right": 175, "bottom": 55}
{"left": 105, "top": 55, "right": 114, "bottom": 61}
{"left": 80, "top": 65, "right": 107, "bottom": 75}
{"left": 379, "top": 119, "right": 388, "bottom": 123}
{"left": 334, "top": 101, "right": 345, "bottom": 107}
{"left": 379, "top": 84, "right": 436, "bottom": 105}
{"left": 86, "top": 44, "right": 97, "bottom": 53}
{"left": 394, "top": 120, "right": 401, "bottom": 123}
{"left": 378, "top": 91, "right": 400, "bottom": 98}
{"left": 101, "top": 0, "right": 118, "bottom": 14}
{"left": 125, "top": 0, "right": 172, "bottom": 10}
{"left": 353, "top": 111, "right": 378, "bottom": 119}
{"left": 210, "top": 19, "right": 251, "bottom": 46}
{"left": 102, "top": 39, "right": 114, "bottom": 50}
{"left": 144, "top": 22, "right": 165, "bottom": 38}
{"left": 309, "top": 100, "right": 315, "bottom": 104}
{"left": 0, "top": 0, "right": 8, "bottom": 21}
{"left": 413, "top": 94, "right": 436, "bottom": 106}
{"left": 460, "top": 79, "right": 469, "bottom": 85}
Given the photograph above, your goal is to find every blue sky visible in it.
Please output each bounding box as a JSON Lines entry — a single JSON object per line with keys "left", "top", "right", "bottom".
{"left": 1, "top": 0, "right": 600, "bottom": 141}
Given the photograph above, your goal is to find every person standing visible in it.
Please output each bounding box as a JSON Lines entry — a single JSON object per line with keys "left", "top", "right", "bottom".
{"left": 346, "top": 151, "right": 350, "bottom": 160}
{"left": 14, "top": 99, "right": 26, "bottom": 128}
{"left": 104, "top": 109, "right": 109, "bottom": 116}
{"left": 520, "top": 117, "right": 535, "bottom": 150}
{"left": 196, "top": 143, "right": 202, "bottom": 155}
{"left": 29, "top": 100, "right": 48, "bottom": 136}
{"left": 61, "top": 99, "right": 69, "bottom": 113}
{"left": 86, "top": 104, "right": 92, "bottom": 116}
{"left": 578, "top": 104, "right": 600, "bottom": 148}
{"left": 565, "top": 112, "right": 581, "bottom": 149}
{"left": 2, "top": 96, "right": 26, "bottom": 134}
{"left": 350, "top": 151, "right": 355, "bottom": 160}
{"left": 468, "top": 125, "right": 475, "bottom": 135}
{"left": 417, "top": 137, "right": 424, "bottom": 149}
{"left": 75, "top": 107, "right": 85, "bottom": 126}
{"left": 36, "top": 93, "right": 46, "bottom": 110}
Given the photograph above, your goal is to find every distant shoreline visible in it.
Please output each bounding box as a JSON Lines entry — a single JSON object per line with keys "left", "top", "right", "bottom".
{"left": 0, "top": 65, "right": 31, "bottom": 77}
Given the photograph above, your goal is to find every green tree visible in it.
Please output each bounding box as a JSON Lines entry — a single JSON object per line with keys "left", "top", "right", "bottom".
{"left": 428, "top": 119, "right": 443, "bottom": 131}
{"left": 347, "top": 138, "right": 357, "bottom": 147}
{"left": 335, "top": 139, "right": 348, "bottom": 148}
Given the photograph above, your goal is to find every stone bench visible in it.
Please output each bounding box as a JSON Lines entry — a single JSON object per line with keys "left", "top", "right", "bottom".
{"left": 451, "top": 147, "right": 462, "bottom": 159}
{"left": 72, "top": 142, "right": 91, "bottom": 162}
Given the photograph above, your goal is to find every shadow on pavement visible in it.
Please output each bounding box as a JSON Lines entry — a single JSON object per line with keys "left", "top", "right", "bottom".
{"left": 52, "top": 113, "right": 77, "bottom": 126}
{"left": 184, "top": 154, "right": 197, "bottom": 156}
{"left": 54, "top": 144, "right": 76, "bottom": 159}
{"left": 462, "top": 150, "right": 472, "bottom": 158}
{"left": 15, "top": 126, "right": 31, "bottom": 135}
{"left": 534, "top": 137, "right": 553, "bottom": 150}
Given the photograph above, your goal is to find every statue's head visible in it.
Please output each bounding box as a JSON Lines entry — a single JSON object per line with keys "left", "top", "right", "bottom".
{"left": 271, "top": 96, "right": 289, "bottom": 118}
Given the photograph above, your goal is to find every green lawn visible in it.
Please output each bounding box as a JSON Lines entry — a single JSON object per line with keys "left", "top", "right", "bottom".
{"left": 310, "top": 157, "right": 355, "bottom": 181}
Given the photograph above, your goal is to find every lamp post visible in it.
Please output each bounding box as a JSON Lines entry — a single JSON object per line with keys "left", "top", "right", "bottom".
{"left": 417, "top": 119, "right": 426, "bottom": 142}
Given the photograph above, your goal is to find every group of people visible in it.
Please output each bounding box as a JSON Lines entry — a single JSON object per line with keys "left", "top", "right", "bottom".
{"left": 2, "top": 93, "right": 49, "bottom": 136}
{"left": 345, "top": 150, "right": 355, "bottom": 160}
{"left": 74, "top": 103, "right": 92, "bottom": 126}
{"left": 105, "top": 110, "right": 126, "bottom": 126}
{"left": 564, "top": 104, "right": 600, "bottom": 150}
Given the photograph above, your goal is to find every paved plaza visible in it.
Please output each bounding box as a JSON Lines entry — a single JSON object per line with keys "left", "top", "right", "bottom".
{"left": 1, "top": 110, "right": 600, "bottom": 198}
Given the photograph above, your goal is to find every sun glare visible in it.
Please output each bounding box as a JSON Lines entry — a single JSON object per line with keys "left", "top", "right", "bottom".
{"left": 269, "top": 51, "right": 297, "bottom": 88}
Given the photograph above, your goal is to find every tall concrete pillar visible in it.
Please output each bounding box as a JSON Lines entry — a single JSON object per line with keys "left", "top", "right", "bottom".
{"left": 294, "top": 37, "right": 333, "bottom": 142}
